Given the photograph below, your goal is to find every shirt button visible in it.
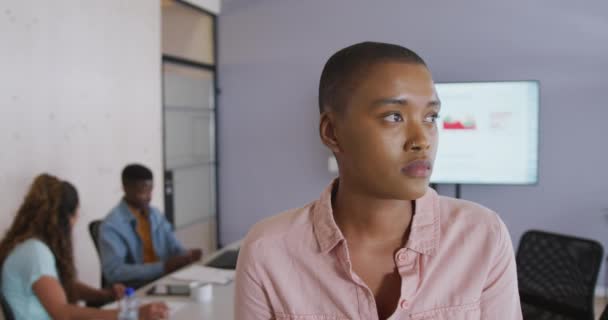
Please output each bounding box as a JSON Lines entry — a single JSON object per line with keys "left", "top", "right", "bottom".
{"left": 400, "top": 299, "right": 409, "bottom": 309}
{"left": 397, "top": 252, "right": 407, "bottom": 262}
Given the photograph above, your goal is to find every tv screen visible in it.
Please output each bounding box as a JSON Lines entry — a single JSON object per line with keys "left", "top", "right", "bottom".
{"left": 431, "top": 81, "right": 539, "bottom": 185}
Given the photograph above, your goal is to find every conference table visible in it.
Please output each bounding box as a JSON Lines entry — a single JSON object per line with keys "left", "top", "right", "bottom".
{"left": 105, "top": 242, "right": 239, "bottom": 319}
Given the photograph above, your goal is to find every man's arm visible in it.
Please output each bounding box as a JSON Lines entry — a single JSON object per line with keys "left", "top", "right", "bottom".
{"left": 158, "top": 213, "right": 187, "bottom": 257}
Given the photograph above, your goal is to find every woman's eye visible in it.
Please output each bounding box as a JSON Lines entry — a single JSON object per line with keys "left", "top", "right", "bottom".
{"left": 383, "top": 113, "right": 403, "bottom": 123}
{"left": 425, "top": 113, "right": 440, "bottom": 123}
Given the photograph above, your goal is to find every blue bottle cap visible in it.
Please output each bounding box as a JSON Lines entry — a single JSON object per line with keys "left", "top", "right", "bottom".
{"left": 125, "top": 287, "right": 135, "bottom": 297}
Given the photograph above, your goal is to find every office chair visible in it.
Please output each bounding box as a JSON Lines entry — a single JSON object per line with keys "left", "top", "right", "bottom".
{"left": 516, "top": 230, "right": 603, "bottom": 320}
{"left": 88, "top": 220, "right": 107, "bottom": 289}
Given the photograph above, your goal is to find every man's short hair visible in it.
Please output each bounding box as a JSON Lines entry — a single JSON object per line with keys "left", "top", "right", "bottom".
{"left": 318, "top": 41, "right": 427, "bottom": 114}
{"left": 122, "top": 164, "right": 153, "bottom": 186}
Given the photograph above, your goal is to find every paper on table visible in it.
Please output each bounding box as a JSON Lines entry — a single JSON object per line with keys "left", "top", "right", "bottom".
{"left": 103, "top": 300, "right": 186, "bottom": 316}
{"left": 170, "top": 265, "right": 234, "bottom": 284}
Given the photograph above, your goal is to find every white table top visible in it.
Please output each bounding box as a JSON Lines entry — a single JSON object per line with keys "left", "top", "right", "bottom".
{"left": 106, "top": 242, "right": 239, "bottom": 319}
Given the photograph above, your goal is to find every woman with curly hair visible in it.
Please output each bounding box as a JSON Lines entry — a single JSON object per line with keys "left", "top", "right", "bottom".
{"left": 0, "top": 174, "right": 168, "bottom": 320}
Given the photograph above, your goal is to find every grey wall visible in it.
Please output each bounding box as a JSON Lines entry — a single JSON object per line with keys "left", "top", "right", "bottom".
{"left": 218, "top": 0, "right": 608, "bottom": 284}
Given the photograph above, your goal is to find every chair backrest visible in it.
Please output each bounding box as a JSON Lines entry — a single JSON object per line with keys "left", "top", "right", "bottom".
{"left": 89, "top": 220, "right": 102, "bottom": 255}
{"left": 0, "top": 287, "right": 15, "bottom": 320}
{"left": 516, "top": 230, "right": 604, "bottom": 319}
{"left": 88, "top": 220, "right": 107, "bottom": 288}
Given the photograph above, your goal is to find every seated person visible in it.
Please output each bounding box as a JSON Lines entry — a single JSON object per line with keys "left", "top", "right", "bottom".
{"left": 99, "top": 164, "right": 202, "bottom": 288}
{"left": 0, "top": 174, "right": 167, "bottom": 320}
{"left": 235, "top": 42, "right": 522, "bottom": 319}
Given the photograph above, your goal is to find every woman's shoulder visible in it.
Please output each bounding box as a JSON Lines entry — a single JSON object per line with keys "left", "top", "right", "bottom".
{"left": 438, "top": 196, "right": 506, "bottom": 235}
{"left": 434, "top": 196, "right": 514, "bottom": 267}
{"left": 240, "top": 202, "right": 317, "bottom": 252}
{"left": 7, "top": 238, "right": 54, "bottom": 264}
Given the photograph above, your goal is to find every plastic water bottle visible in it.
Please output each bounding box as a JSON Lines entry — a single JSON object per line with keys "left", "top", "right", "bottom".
{"left": 118, "top": 287, "right": 139, "bottom": 320}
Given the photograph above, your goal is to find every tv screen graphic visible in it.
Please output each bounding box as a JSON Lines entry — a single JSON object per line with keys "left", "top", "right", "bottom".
{"left": 431, "top": 81, "right": 540, "bottom": 185}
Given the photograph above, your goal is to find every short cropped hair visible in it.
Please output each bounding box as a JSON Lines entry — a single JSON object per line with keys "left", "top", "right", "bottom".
{"left": 318, "top": 41, "right": 427, "bottom": 114}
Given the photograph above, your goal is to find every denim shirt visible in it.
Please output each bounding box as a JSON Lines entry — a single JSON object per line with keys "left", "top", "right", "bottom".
{"left": 98, "top": 200, "right": 186, "bottom": 286}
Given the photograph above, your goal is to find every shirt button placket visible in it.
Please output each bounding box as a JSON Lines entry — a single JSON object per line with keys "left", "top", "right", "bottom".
{"left": 396, "top": 248, "right": 419, "bottom": 317}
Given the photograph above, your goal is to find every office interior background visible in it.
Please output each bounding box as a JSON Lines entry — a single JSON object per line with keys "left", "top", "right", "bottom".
{"left": 1, "top": 0, "right": 607, "bottom": 305}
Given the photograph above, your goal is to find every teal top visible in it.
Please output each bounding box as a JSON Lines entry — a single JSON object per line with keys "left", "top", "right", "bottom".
{"left": 1, "top": 239, "right": 58, "bottom": 320}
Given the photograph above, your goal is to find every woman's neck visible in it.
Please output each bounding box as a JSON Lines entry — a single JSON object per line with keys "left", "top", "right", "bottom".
{"left": 332, "top": 180, "right": 414, "bottom": 246}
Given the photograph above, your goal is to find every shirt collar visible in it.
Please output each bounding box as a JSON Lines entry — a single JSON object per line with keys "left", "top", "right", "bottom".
{"left": 119, "top": 199, "right": 152, "bottom": 224}
{"left": 312, "top": 179, "right": 440, "bottom": 256}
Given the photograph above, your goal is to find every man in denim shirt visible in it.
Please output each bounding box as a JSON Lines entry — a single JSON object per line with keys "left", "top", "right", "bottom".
{"left": 98, "top": 164, "right": 202, "bottom": 288}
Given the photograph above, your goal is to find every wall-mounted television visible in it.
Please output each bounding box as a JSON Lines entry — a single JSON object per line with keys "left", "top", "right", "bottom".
{"left": 430, "top": 80, "right": 540, "bottom": 185}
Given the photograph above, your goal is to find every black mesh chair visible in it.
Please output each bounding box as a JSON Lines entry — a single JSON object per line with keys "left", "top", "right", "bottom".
{"left": 88, "top": 220, "right": 107, "bottom": 288}
{"left": 516, "top": 230, "right": 603, "bottom": 320}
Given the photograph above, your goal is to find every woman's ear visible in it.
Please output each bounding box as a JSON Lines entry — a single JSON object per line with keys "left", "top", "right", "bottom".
{"left": 319, "top": 111, "right": 341, "bottom": 154}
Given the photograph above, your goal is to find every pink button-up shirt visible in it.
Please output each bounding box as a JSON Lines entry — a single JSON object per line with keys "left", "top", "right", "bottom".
{"left": 235, "top": 182, "right": 522, "bottom": 319}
